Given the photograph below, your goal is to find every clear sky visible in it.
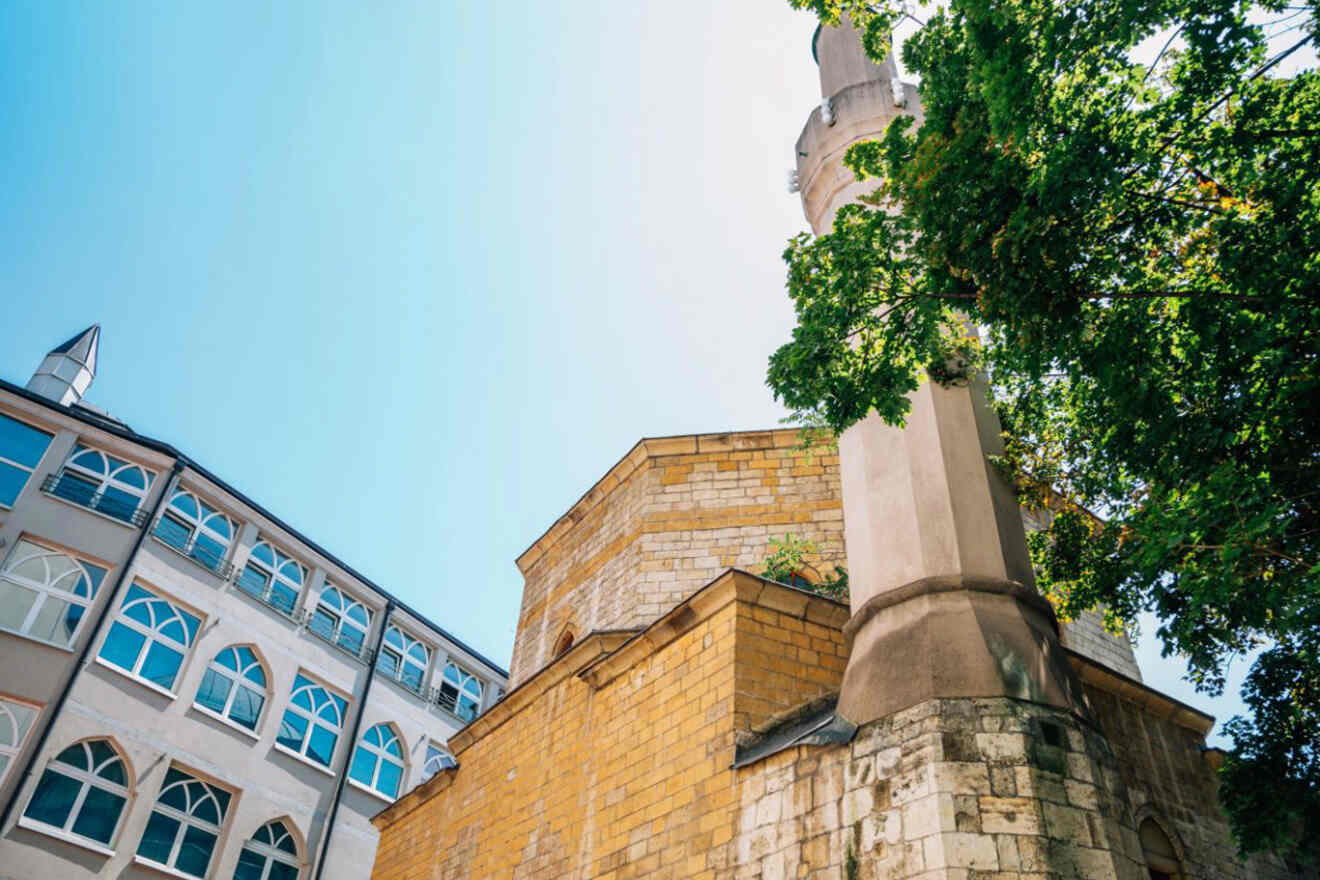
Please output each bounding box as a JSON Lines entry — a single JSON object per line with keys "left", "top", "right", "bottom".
{"left": 0, "top": 0, "right": 1273, "bottom": 746}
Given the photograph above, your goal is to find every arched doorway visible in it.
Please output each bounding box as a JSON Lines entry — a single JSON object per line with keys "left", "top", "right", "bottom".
{"left": 1139, "top": 817, "right": 1182, "bottom": 880}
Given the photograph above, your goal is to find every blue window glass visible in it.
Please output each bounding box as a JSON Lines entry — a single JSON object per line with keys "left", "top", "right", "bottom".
{"left": 0, "top": 413, "right": 52, "bottom": 468}
{"left": 54, "top": 444, "right": 153, "bottom": 522}
{"left": 97, "top": 584, "right": 200, "bottom": 693}
{"left": 0, "top": 413, "right": 52, "bottom": 507}
{"left": 350, "top": 723, "right": 405, "bottom": 799}
{"left": 154, "top": 514, "right": 191, "bottom": 553}
{"left": 235, "top": 820, "right": 301, "bottom": 880}
{"left": 137, "top": 767, "right": 230, "bottom": 878}
{"left": 194, "top": 646, "right": 267, "bottom": 731}
{"left": 278, "top": 674, "right": 346, "bottom": 767}
{"left": 22, "top": 739, "right": 129, "bottom": 846}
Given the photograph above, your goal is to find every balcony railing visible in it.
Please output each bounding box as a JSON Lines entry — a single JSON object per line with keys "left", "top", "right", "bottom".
{"left": 152, "top": 529, "right": 235, "bottom": 580}
{"left": 231, "top": 571, "right": 300, "bottom": 620}
{"left": 41, "top": 473, "right": 149, "bottom": 527}
{"left": 305, "top": 616, "right": 370, "bottom": 664}
{"left": 429, "top": 686, "right": 478, "bottom": 723}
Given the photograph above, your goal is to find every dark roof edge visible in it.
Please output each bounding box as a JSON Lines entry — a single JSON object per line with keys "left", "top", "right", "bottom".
{"left": 0, "top": 377, "right": 508, "bottom": 680}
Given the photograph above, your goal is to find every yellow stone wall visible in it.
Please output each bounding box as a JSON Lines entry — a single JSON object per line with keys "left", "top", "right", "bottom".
{"left": 371, "top": 572, "right": 849, "bottom": 880}
{"left": 510, "top": 431, "right": 845, "bottom": 685}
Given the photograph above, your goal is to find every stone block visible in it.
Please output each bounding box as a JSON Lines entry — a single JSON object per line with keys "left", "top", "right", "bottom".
{"left": 978, "top": 796, "right": 1043, "bottom": 835}
{"left": 925, "top": 831, "right": 999, "bottom": 870}
{"left": 1042, "top": 802, "right": 1093, "bottom": 847}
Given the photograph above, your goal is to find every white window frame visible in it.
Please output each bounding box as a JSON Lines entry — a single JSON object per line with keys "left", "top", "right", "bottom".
{"left": 0, "top": 695, "right": 40, "bottom": 786}
{"left": 380, "top": 625, "right": 430, "bottom": 692}
{"left": 193, "top": 645, "right": 268, "bottom": 733}
{"left": 421, "top": 742, "right": 456, "bottom": 782}
{"left": 135, "top": 766, "right": 230, "bottom": 877}
{"left": 239, "top": 820, "right": 302, "bottom": 879}
{"left": 238, "top": 539, "right": 306, "bottom": 612}
{"left": 278, "top": 673, "right": 347, "bottom": 767}
{"left": 98, "top": 584, "right": 200, "bottom": 695}
{"left": 437, "top": 661, "right": 484, "bottom": 722}
{"left": 20, "top": 739, "right": 130, "bottom": 850}
{"left": 350, "top": 723, "right": 406, "bottom": 800}
{"left": 155, "top": 489, "right": 235, "bottom": 566}
{"left": 309, "top": 586, "right": 371, "bottom": 655}
{"left": 56, "top": 444, "right": 154, "bottom": 518}
{"left": 0, "top": 411, "right": 53, "bottom": 509}
{"left": 0, "top": 538, "right": 107, "bottom": 648}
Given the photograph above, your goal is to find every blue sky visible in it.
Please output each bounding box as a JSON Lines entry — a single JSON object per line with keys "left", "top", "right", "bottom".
{"left": 0, "top": 0, "right": 1271, "bottom": 746}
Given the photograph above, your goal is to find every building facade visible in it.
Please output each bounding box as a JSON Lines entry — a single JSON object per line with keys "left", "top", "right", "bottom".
{"left": 367, "top": 19, "right": 1309, "bottom": 880}
{"left": 0, "top": 326, "right": 508, "bottom": 880}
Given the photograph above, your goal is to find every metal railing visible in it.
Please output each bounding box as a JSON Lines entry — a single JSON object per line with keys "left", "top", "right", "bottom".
{"left": 429, "top": 686, "right": 478, "bottom": 723}
{"left": 41, "top": 473, "right": 149, "bottom": 527}
{"left": 305, "top": 616, "right": 370, "bottom": 663}
{"left": 151, "top": 529, "right": 235, "bottom": 580}
{"left": 231, "top": 571, "right": 301, "bottom": 620}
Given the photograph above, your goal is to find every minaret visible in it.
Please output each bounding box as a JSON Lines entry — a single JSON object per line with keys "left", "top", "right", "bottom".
{"left": 794, "top": 22, "right": 1087, "bottom": 726}
{"left": 27, "top": 325, "right": 100, "bottom": 407}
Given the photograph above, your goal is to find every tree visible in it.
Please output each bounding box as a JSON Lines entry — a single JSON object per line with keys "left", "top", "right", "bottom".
{"left": 771, "top": 0, "right": 1319, "bottom": 860}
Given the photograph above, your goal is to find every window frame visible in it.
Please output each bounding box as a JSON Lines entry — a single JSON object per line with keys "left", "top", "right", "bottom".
{"left": 235, "top": 538, "right": 306, "bottom": 617}
{"left": 378, "top": 625, "right": 431, "bottom": 693}
{"left": 0, "top": 410, "right": 54, "bottom": 509}
{"left": 192, "top": 645, "right": 269, "bottom": 736}
{"left": 96, "top": 582, "right": 202, "bottom": 696}
{"left": 0, "top": 695, "right": 41, "bottom": 787}
{"left": 134, "top": 765, "right": 231, "bottom": 879}
{"left": 235, "top": 819, "right": 302, "bottom": 880}
{"left": 52, "top": 443, "right": 155, "bottom": 524}
{"left": 20, "top": 738, "right": 132, "bottom": 852}
{"left": 276, "top": 672, "right": 348, "bottom": 769}
{"left": 348, "top": 723, "right": 406, "bottom": 801}
{"left": 0, "top": 537, "right": 108, "bottom": 649}
{"left": 153, "top": 488, "right": 236, "bottom": 575}
{"left": 436, "top": 661, "right": 484, "bottom": 723}
{"left": 421, "top": 741, "right": 456, "bottom": 782}
{"left": 307, "top": 585, "right": 372, "bottom": 658}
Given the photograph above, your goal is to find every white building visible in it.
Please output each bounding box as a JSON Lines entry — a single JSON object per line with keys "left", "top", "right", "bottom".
{"left": 0, "top": 326, "right": 508, "bottom": 880}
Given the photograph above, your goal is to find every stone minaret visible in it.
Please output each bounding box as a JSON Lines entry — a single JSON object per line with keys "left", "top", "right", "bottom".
{"left": 27, "top": 324, "right": 100, "bottom": 407}
{"left": 795, "top": 18, "right": 1088, "bottom": 734}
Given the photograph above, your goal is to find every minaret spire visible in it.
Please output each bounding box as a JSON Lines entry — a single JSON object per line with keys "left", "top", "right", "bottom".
{"left": 796, "top": 23, "right": 1088, "bottom": 726}
{"left": 27, "top": 324, "right": 101, "bottom": 407}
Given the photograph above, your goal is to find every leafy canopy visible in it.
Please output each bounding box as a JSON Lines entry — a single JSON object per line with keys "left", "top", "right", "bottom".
{"left": 773, "top": 0, "right": 1319, "bottom": 859}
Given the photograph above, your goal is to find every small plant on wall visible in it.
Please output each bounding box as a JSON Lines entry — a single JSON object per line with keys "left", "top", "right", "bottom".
{"left": 761, "top": 533, "right": 848, "bottom": 603}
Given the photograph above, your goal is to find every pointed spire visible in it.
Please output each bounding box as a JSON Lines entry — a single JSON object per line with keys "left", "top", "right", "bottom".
{"left": 27, "top": 324, "right": 101, "bottom": 407}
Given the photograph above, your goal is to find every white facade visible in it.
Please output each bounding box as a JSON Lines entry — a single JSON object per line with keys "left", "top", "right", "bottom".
{"left": 0, "top": 356, "right": 507, "bottom": 880}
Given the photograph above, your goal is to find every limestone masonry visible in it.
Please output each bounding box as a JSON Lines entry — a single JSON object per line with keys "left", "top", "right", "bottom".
{"left": 368, "top": 16, "right": 1310, "bottom": 880}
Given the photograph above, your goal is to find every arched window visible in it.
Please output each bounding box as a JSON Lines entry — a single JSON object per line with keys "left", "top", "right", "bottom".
{"left": 237, "top": 540, "right": 305, "bottom": 615}
{"left": 154, "top": 490, "right": 235, "bottom": 574}
{"left": 0, "top": 697, "right": 39, "bottom": 785}
{"left": 348, "top": 723, "right": 405, "bottom": 800}
{"left": 136, "top": 766, "right": 231, "bottom": 878}
{"left": 378, "top": 626, "right": 430, "bottom": 692}
{"left": 554, "top": 630, "right": 575, "bottom": 658}
{"left": 1139, "top": 817, "right": 1183, "bottom": 880}
{"left": 0, "top": 538, "right": 107, "bottom": 648}
{"left": 436, "top": 662, "right": 484, "bottom": 722}
{"left": 52, "top": 444, "right": 153, "bottom": 523}
{"left": 234, "top": 819, "right": 301, "bottom": 880}
{"left": 308, "top": 586, "right": 371, "bottom": 657}
{"left": 195, "top": 646, "right": 267, "bottom": 732}
{"left": 0, "top": 411, "right": 53, "bottom": 507}
{"left": 421, "top": 742, "right": 456, "bottom": 782}
{"left": 97, "top": 584, "right": 201, "bottom": 693}
{"left": 21, "top": 738, "right": 130, "bottom": 848}
{"left": 277, "top": 673, "right": 347, "bottom": 768}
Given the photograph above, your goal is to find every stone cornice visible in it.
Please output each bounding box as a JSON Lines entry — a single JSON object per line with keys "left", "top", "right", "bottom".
{"left": 1067, "top": 649, "right": 1216, "bottom": 736}
{"left": 514, "top": 429, "right": 811, "bottom": 575}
